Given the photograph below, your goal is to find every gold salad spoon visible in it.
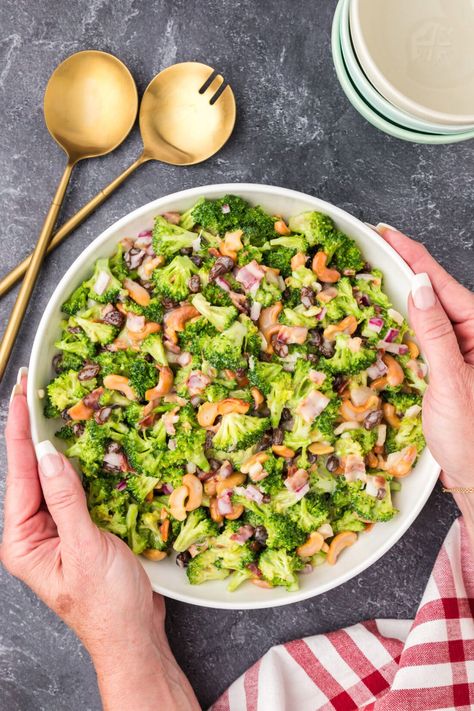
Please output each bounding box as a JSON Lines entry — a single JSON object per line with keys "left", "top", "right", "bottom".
{"left": 0, "top": 62, "right": 236, "bottom": 299}
{"left": 0, "top": 50, "right": 138, "bottom": 379}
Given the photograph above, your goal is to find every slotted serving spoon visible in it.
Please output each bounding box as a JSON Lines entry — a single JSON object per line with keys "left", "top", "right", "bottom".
{"left": 0, "top": 62, "right": 236, "bottom": 298}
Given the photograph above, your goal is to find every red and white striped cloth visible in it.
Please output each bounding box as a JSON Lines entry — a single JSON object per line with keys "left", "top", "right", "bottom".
{"left": 210, "top": 517, "right": 474, "bottom": 711}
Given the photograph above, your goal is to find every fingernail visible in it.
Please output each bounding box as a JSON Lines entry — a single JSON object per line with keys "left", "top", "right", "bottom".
{"left": 9, "top": 384, "right": 22, "bottom": 404}
{"left": 364, "top": 222, "right": 376, "bottom": 230}
{"left": 375, "top": 222, "right": 397, "bottom": 234}
{"left": 35, "top": 440, "right": 64, "bottom": 477}
{"left": 412, "top": 272, "right": 435, "bottom": 310}
{"left": 16, "top": 366, "right": 28, "bottom": 386}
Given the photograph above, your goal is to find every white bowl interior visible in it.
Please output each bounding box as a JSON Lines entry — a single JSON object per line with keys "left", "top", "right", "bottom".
{"left": 350, "top": 0, "right": 474, "bottom": 126}
{"left": 28, "top": 184, "right": 440, "bottom": 609}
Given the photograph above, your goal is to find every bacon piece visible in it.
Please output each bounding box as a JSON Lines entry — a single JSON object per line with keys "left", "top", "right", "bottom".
{"left": 297, "top": 390, "right": 330, "bottom": 423}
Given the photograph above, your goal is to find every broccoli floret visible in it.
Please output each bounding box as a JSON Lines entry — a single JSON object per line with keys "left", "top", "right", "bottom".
{"left": 123, "top": 297, "right": 164, "bottom": 324}
{"left": 47, "top": 370, "right": 96, "bottom": 412}
{"left": 283, "top": 287, "right": 302, "bottom": 309}
{"left": 287, "top": 494, "right": 330, "bottom": 533}
{"left": 321, "top": 334, "right": 376, "bottom": 375}
{"left": 267, "top": 371, "right": 293, "bottom": 428}
{"left": 264, "top": 246, "right": 298, "bottom": 278}
{"left": 123, "top": 402, "right": 145, "bottom": 427}
{"left": 312, "top": 398, "right": 341, "bottom": 443}
{"left": 152, "top": 215, "right": 199, "bottom": 258}
{"left": 109, "top": 243, "right": 130, "bottom": 281}
{"left": 254, "top": 278, "right": 283, "bottom": 307}
{"left": 93, "top": 349, "right": 136, "bottom": 377}
{"left": 335, "top": 433, "right": 364, "bottom": 459}
{"left": 324, "top": 278, "right": 366, "bottom": 322}
{"left": 355, "top": 270, "right": 391, "bottom": 309}
{"left": 331, "top": 233, "right": 365, "bottom": 273}
{"left": 126, "top": 503, "right": 149, "bottom": 555}
{"left": 175, "top": 427, "right": 210, "bottom": 472}
{"left": 263, "top": 513, "right": 306, "bottom": 551}
{"left": 283, "top": 414, "right": 313, "bottom": 452}
{"left": 71, "top": 314, "right": 116, "bottom": 345}
{"left": 127, "top": 475, "right": 160, "bottom": 503}
{"left": 286, "top": 265, "right": 318, "bottom": 290}
{"left": 43, "top": 392, "right": 61, "bottom": 419}
{"left": 66, "top": 420, "right": 107, "bottom": 477}
{"left": 350, "top": 427, "right": 378, "bottom": 455}
{"left": 350, "top": 482, "right": 398, "bottom": 522}
{"left": 333, "top": 510, "right": 366, "bottom": 533}
{"left": 212, "top": 413, "right": 270, "bottom": 452}
{"left": 123, "top": 429, "right": 161, "bottom": 478}
{"left": 179, "top": 317, "right": 218, "bottom": 355}
{"left": 173, "top": 508, "right": 219, "bottom": 552}
{"left": 258, "top": 455, "right": 286, "bottom": 495}
{"left": 204, "top": 383, "right": 229, "bottom": 402}
{"left": 201, "top": 281, "right": 234, "bottom": 307}
{"left": 280, "top": 306, "right": 318, "bottom": 329}
{"left": 153, "top": 255, "right": 197, "bottom": 302}
{"left": 85, "top": 258, "right": 123, "bottom": 303}
{"left": 138, "top": 509, "right": 168, "bottom": 551}
{"left": 202, "top": 335, "right": 246, "bottom": 372}
{"left": 128, "top": 358, "right": 158, "bottom": 400}
{"left": 266, "top": 235, "right": 308, "bottom": 253}
{"left": 56, "top": 351, "right": 86, "bottom": 373}
{"left": 237, "top": 244, "right": 263, "bottom": 266}
{"left": 227, "top": 568, "right": 254, "bottom": 591}
{"left": 288, "top": 211, "right": 336, "bottom": 248}
{"left": 141, "top": 333, "right": 168, "bottom": 366}
{"left": 384, "top": 390, "right": 422, "bottom": 416}
{"left": 385, "top": 413, "right": 425, "bottom": 454}
{"left": 54, "top": 328, "right": 96, "bottom": 362}
{"left": 88, "top": 480, "right": 129, "bottom": 537}
{"left": 398, "top": 356, "right": 428, "bottom": 394}
{"left": 258, "top": 549, "right": 303, "bottom": 591}
{"left": 189, "top": 195, "right": 276, "bottom": 246}
{"left": 191, "top": 293, "right": 238, "bottom": 331}
{"left": 186, "top": 549, "right": 230, "bottom": 585}
{"left": 61, "top": 283, "right": 89, "bottom": 316}
{"left": 248, "top": 357, "right": 284, "bottom": 395}
{"left": 54, "top": 424, "right": 75, "bottom": 441}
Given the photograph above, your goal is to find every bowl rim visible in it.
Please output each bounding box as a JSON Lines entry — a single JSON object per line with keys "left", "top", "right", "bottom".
{"left": 339, "top": 0, "right": 473, "bottom": 135}
{"left": 28, "top": 182, "right": 440, "bottom": 609}
{"left": 350, "top": 0, "right": 474, "bottom": 126}
{"left": 332, "top": 0, "right": 474, "bottom": 145}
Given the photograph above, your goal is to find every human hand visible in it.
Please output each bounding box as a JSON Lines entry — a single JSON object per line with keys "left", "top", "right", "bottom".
{"left": 1, "top": 371, "right": 199, "bottom": 711}
{"left": 375, "top": 224, "right": 474, "bottom": 496}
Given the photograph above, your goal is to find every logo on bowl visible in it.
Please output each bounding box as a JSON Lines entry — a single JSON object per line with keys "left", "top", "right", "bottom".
{"left": 409, "top": 19, "right": 474, "bottom": 88}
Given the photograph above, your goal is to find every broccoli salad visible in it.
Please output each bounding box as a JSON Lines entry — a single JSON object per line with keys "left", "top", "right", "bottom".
{"left": 43, "top": 195, "right": 428, "bottom": 592}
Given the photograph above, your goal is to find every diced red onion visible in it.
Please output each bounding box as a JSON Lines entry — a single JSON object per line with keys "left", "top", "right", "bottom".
{"left": 230, "top": 524, "right": 255, "bottom": 544}
{"left": 161, "top": 212, "right": 180, "bottom": 225}
{"left": 94, "top": 270, "right": 111, "bottom": 296}
{"left": 368, "top": 317, "right": 384, "bottom": 333}
{"left": 104, "top": 451, "right": 125, "bottom": 470}
{"left": 334, "top": 420, "right": 361, "bottom": 434}
{"left": 250, "top": 301, "right": 262, "bottom": 321}
{"left": 126, "top": 312, "right": 146, "bottom": 333}
{"left": 215, "top": 276, "right": 231, "bottom": 292}
{"left": 285, "top": 468, "right": 309, "bottom": 493}
{"left": 177, "top": 351, "right": 192, "bottom": 367}
{"left": 247, "top": 562, "right": 262, "bottom": 577}
{"left": 377, "top": 340, "right": 409, "bottom": 355}
{"left": 235, "top": 261, "right": 265, "bottom": 291}
{"left": 138, "top": 229, "right": 153, "bottom": 237}
{"left": 359, "top": 294, "right": 371, "bottom": 307}
{"left": 316, "top": 306, "right": 327, "bottom": 321}
{"left": 221, "top": 203, "right": 230, "bottom": 214}
{"left": 115, "top": 479, "right": 127, "bottom": 491}
{"left": 301, "top": 563, "right": 314, "bottom": 574}
{"left": 351, "top": 386, "right": 373, "bottom": 407}
{"left": 317, "top": 523, "right": 333, "bottom": 539}
{"left": 234, "top": 485, "right": 264, "bottom": 504}
{"left": 291, "top": 482, "right": 310, "bottom": 501}
{"left": 217, "top": 491, "right": 233, "bottom": 514}
{"left": 218, "top": 460, "right": 233, "bottom": 479}
{"left": 168, "top": 438, "right": 177, "bottom": 451}
{"left": 190, "top": 395, "right": 202, "bottom": 407}
{"left": 192, "top": 236, "right": 201, "bottom": 252}
{"left": 309, "top": 369, "right": 326, "bottom": 385}
{"left": 161, "top": 483, "right": 174, "bottom": 495}
{"left": 376, "top": 424, "right": 387, "bottom": 447}
{"left": 385, "top": 327, "right": 399, "bottom": 343}
{"left": 186, "top": 462, "right": 197, "bottom": 474}
{"left": 356, "top": 273, "right": 375, "bottom": 281}
{"left": 387, "top": 308, "right": 404, "bottom": 325}
{"left": 367, "top": 357, "right": 388, "bottom": 379}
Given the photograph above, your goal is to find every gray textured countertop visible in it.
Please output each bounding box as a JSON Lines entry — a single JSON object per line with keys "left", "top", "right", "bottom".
{"left": 0, "top": 1, "right": 472, "bottom": 709}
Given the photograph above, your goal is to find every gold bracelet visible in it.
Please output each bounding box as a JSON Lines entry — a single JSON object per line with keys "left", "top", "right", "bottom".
{"left": 442, "top": 487, "right": 474, "bottom": 494}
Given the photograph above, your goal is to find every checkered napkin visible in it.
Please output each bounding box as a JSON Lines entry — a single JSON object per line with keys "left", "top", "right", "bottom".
{"left": 210, "top": 517, "right": 474, "bottom": 711}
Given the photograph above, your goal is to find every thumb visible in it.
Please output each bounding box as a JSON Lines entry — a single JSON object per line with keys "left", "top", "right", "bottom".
{"left": 409, "top": 272, "right": 463, "bottom": 378}
{"left": 35, "top": 440, "right": 97, "bottom": 546}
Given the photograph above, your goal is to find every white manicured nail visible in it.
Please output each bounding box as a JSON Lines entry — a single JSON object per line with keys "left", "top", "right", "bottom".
{"left": 16, "top": 366, "right": 28, "bottom": 385}
{"left": 412, "top": 272, "right": 435, "bottom": 310}
{"left": 375, "top": 222, "right": 398, "bottom": 234}
{"left": 35, "top": 440, "right": 64, "bottom": 477}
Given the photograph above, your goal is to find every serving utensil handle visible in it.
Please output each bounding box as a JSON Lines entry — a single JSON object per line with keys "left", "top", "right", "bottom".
{"left": 0, "top": 155, "right": 146, "bottom": 298}
{"left": 0, "top": 161, "right": 74, "bottom": 380}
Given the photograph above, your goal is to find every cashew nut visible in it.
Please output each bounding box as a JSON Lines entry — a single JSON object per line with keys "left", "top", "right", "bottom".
{"left": 169, "top": 485, "right": 189, "bottom": 521}
{"left": 323, "top": 315, "right": 358, "bottom": 341}
{"left": 326, "top": 531, "right": 357, "bottom": 565}
{"left": 124, "top": 277, "right": 151, "bottom": 307}
{"left": 216, "top": 473, "right": 246, "bottom": 496}
{"left": 258, "top": 301, "right": 283, "bottom": 340}
{"left": 251, "top": 386, "right": 264, "bottom": 410}
{"left": 308, "top": 442, "right": 335, "bottom": 455}
{"left": 340, "top": 395, "right": 380, "bottom": 422}
{"left": 370, "top": 376, "right": 388, "bottom": 391}
{"left": 204, "top": 478, "right": 218, "bottom": 497}
{"left": 103, "top": 374, "right": 137, "bottom": 401}
{"left": 225, "top": 503, "right": 245, "bottom": 520}
{"left": 406, "top": 340, "right": 420, "bottom": 359}
{"left": 272, "top": 444, "right": 296, "bottom": 458}
{"left": 385, "top": 445, "right": 418, "bottom": 478}
{"left": 164, "top": 305, "right": 200, "bottom": 344}
{"left": 366, "top": 450, "right": 378, "bottom": 468}
{"left": 219, "top": 229, "right": 243, "bottom": 260}
{"left": 382, "top": 354, "right": 405, "bottom": 387}
{"left": 382, "top": 402, "right": 401, "bottom": 429}
{"left": 251, "top": 578, "right": 273, "bottom": 588}
{"left": 312, "top": 251, "right": 340, "bottom": 283}
{"left": 145, "top": 366, "right": 174, "bottom": 401}
{"left": 182, "top": 473, "right": 203, "bottom": 511}
{"left": 142, "top": 549, "right": 167, "bottom": 561}
{"left": 160, "top": 518, "right": 170, "bottom": 542}
{"left": 297, "top": 531, "right": 325, "bottom": 558}
{"left": 240, "top": 452, "right": 269, "bottom": 474}
{"left": 197, "top": 401, "right": 219, "bottom": 428}
{"left": 274, "top": 219, "right": 291, "bottom": 235}
{"left": 218, "top": 398, "right": 250, "bottom": 416}
{"left": 209, "top": 496, "right": 224, "bottom": 523}
{"left": 290, "top": 252, "right": 307, "bottom": 271}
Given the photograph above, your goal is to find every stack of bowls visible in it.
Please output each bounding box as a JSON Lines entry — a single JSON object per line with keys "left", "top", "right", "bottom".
{"left": 332, "top": 0, "right": 474, "bottom": 144}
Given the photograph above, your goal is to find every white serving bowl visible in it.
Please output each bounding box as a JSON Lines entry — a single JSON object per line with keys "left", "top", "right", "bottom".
{"left": 28, "top": 184, "right": 440, "bottom": 609}
{"left": 350, "top": 0, "right": 474, "bottom": 127}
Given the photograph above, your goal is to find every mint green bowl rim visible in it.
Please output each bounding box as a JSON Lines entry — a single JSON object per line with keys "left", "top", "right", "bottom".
{"left": 339, "top": 0, "right": 473, "bottom": 135}
{"left": 331, "top": 0, "right": 474, "bottom": 145}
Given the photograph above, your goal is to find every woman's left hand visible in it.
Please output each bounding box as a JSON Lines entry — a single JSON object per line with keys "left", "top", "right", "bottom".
{"left": 1, "top": 371, "right": 199, "bottom": 711}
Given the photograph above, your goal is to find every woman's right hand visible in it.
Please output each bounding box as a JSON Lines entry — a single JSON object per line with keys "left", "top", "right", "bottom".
{"left": 375, "top": 224, "right": 474, "bottom": 495}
